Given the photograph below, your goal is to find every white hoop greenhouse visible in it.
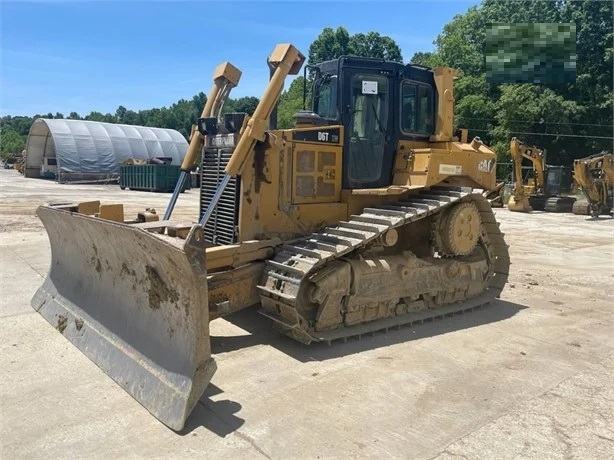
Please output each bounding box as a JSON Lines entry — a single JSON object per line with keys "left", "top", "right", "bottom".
{"left": 24, "top": 118, "right": 188, "bottom": 182}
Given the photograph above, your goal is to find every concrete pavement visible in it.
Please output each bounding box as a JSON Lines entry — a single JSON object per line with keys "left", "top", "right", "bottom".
{"left": 1, "top": 170, "right": 612, "bottom": 459}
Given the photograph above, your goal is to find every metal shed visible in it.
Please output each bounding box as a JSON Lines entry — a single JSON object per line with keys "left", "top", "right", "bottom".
{"left": 24, "top": 118, "right": 188, "bottom": 182}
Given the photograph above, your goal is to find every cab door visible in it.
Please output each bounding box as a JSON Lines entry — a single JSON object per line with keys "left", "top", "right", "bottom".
{"left": 341, "top": 72, "right": 395, "bottom": 189}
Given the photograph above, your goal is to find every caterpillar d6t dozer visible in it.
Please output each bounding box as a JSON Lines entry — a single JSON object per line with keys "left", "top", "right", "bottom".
{"left": 31, "top": 43, "right": 510, "bottom": 431}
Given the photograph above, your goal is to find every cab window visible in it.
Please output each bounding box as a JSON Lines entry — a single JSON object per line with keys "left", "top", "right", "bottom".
{"left": 401, "top": 81, "right": 434, "bottom": 136}
{"left": 314, "top": 75, "right": 338, "bottom": 119}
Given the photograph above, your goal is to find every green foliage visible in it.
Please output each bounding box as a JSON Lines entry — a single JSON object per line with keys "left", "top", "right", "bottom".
{"left": 432, "top": 6, "right": 488, "bottom": 76}
{"left": 308, "top": 26, "right": 402, "bottom": 65}
{"left": 0, "top": 127, "right": 26, "bottom": 158}
{"left": 409, "top": 51, "right": 443, "bottom": 68}
{"left": 223, "top": 96, "right": 260, "bottom": 116}
{"left": 277, "top": 77, "right": 311, "bottom": 129}
{"left": 348, "top": 32, "right": 402, "bottom": 62}
{"left": 308, "top": 27, "right": 351, "bottom": 65}
{"left": 0, "top": 116, "right": 32, "bottom": 137}
{"left": 416, "top": 0, "right": 613, "bottom": 165}
{"left": 85, "top": 111, "right": 114, "bottom": 123}
{"left": 0, "top": 93, "right": 261, "bottom": 142}
{"left": 491, "top": 84, "right": 584, "bottom": 161}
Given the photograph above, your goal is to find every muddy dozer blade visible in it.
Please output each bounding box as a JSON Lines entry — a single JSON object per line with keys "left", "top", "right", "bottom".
{"left": 31, "top": 204, "right": 214, "bottom": 431}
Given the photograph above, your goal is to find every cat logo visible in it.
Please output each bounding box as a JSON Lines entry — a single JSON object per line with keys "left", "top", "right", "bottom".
{"left": 478, "top": 158, "right": 495, "bottom": 173}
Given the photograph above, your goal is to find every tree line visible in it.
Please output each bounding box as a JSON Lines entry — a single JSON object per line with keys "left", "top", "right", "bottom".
{"left": 0, "top": 95, "right": 260, "bottom": 157}
{"left": 2, "top": 0, "right": 612, "bottom": 165}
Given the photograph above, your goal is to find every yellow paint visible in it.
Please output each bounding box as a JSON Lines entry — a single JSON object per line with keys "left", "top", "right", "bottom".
{"left": 291, "top": 142, "right": 342, "bottom": 204}
{"left": 77, "top": 201, "right": 101, "bottom": 215}
{"left": 98, "top": 204, "right": 124, "bottom": 222}
{"left": 573, "top": 152, "right": 613, "bottom": 211}
{"left": 392, "top": 139, "right": 497, "bottom": 191}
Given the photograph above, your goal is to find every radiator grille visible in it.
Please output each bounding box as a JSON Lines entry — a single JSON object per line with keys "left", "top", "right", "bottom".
{"left": 199, "top": 147, "right": 240, "bottom": 245}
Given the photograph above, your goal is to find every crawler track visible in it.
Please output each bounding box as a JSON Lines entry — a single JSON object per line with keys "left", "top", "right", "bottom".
{"left": 257, "top": 186, "right": 510, "bottom": 344}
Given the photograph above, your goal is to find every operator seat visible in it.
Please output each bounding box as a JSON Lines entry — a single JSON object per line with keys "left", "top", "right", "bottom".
{"left": 403, "top": 101, "right": 414, "bottom": 132}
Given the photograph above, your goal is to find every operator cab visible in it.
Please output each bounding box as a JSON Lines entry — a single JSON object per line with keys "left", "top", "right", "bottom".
{"left": 293, "top": 56, "right": 438, "bottom": 189}
{"left": 545, "top": 165, "right": 573, "bottom": 196}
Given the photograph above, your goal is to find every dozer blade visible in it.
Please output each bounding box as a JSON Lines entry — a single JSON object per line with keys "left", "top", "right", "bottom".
{"left": 31, "top": 204, "right": 213, "bottom": 431}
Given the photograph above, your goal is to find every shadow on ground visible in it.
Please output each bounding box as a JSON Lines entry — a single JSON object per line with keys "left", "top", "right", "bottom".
{"left": 212, "top": 299, "right": 527, "bottom": 363}
{"left": 28, "top": 271, "right": 527, "bottom": 439}
{"left": 584, "top": 215, "right": 614, "bottom": 221}
{"left": 179, "top": 383, "right": 245, "bottom": 437}
{"left": 185, "top": 299, "right": 526, "bottom": 436}
{"left": 508, "top": 208, "right": 614, "bottom": 222}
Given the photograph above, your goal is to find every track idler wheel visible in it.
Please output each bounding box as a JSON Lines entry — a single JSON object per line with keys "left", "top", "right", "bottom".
{"left": 434, "top": 201, "right": 481, "bottom": 256}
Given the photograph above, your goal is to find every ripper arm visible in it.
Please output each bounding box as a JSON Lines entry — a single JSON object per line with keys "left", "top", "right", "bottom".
{"left": 199, "top": 43, "right": 305, "bottom": 226}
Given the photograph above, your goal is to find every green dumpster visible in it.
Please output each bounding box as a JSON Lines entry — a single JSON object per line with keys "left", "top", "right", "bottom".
{"left": 119, "top": 164, "right": 190, "bottom": 193}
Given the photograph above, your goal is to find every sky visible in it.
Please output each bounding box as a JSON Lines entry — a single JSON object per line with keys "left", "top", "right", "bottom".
{"left": 1, "top": 0, "right": 479, "bottom": 117}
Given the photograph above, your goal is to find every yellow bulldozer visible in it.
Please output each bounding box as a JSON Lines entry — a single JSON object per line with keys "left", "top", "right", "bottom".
{"left": 572, "top": 151, "right": 613, "bottom": 217}
{"left": 31, "top": 43, "right": 510, "bottom": 430}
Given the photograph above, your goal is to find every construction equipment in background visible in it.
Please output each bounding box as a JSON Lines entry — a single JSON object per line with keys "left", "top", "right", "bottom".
{"left": 31, "top": 43, "right": 510, "bottom": 431}
{"left": 3, "top": 151, "right": 24, "bottom": 171}
{"left": 572, "top": 151, "right": 613, "bottom": 217}
{"left": 15, "top": 149, "right": 26, "bottom": 174}
{"left": 507, "top": 137, "right": 576, "bottom": 213}
{"left": 483, "top": 181, "right": 505, "bottom": 207}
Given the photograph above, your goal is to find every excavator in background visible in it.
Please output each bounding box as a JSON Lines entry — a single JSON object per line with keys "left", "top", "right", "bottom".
{"left": 30, "top": 43, "right": 510, "bottom": 431}
{"left": 572, "top": 151, "right": 613, "bottom": 217}
{"left": 507, "top": 137, "right": 576, "bottom": 213}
